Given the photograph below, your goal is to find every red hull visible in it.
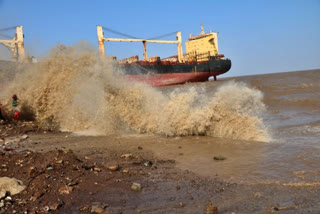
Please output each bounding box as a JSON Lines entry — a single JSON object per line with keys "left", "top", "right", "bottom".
{"left": 125, "top": 71, "right": 225, "bottom": 87}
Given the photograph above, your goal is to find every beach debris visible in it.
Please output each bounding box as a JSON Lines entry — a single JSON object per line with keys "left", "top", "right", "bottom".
{"left": 3, "top": 148, "right": 14, "bottom": 152}
{"left": 138, "top": 146, "right": 143, "bottom": 150}
{"left": 143, "top": 161, "right": 153, "bottom": 167}
{"left": 42, "top": 205, "right": 50, "bottom": 212}
{"left": 106, "top": 162, "right": 119, "bottom": 171}
{"left": 131, "top": 182, "right": 142, "bottom": 192}
{"left": 0, "top": 177, "right": 26, "bottom": 199}
{"left": 213, "top": 156, "right": 226, "bottom": 161}
{"left": 121, "top": 153, "right": 133, "bottom": 160}
{"left": 204, "top": 202, "right": 218, "bottom": 214}
{"left": 179, "top": 202, "right": 185, "bottom": 207}
{"left": 91, "top": 202, "right": 108, "bottom": 213}
{"left": 58, "top": 185, "right": 73, "bottom": 195}
{"left": 46, "top": 166, "right": 54, "bottom": 170}
{"left": 176, "top": 186, "right": 181, "bottom": 190}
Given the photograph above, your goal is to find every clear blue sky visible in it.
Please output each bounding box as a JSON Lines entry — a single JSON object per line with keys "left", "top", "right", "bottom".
{"left": 0, "top": 0, "right": 319, "bottom": 77}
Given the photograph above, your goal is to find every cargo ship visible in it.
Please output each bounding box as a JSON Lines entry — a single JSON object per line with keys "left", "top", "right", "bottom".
{"left": 97, "top": 24, "right": 231, "bottom": 87}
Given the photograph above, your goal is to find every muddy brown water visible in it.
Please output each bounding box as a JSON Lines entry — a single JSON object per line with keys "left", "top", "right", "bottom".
{"left": 129, "top": 69, "right": 320, "bottom": 185}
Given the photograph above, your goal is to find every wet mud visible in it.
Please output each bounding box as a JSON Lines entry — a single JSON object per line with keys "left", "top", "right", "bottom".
{"left": 0, "top": 124, "right": 319, "bottom": 213}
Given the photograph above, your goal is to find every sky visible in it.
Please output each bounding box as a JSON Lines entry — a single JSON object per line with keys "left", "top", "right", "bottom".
{"left": 0, "top": 0, "right": 319, "bottom": 77}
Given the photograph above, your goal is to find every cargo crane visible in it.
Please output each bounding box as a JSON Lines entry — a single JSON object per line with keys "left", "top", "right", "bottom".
{"left": 96, "top": 25, "right": 183, "bottom": 62}
{"left": 0, "top": 26, "right": 25, "bottom": 62}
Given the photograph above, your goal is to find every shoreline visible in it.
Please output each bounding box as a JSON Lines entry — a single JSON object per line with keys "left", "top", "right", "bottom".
{"left": 1, "top": 122, "right": 319, "bottom": 213}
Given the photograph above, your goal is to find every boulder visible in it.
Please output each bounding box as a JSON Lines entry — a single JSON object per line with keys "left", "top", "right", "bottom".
{"left": 0, "top": 177, "right": 26, "bottom": 199}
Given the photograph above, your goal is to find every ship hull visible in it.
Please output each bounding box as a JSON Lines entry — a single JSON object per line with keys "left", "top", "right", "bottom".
{"left": 119, "top": 58, "right": 231, "bottom": 87}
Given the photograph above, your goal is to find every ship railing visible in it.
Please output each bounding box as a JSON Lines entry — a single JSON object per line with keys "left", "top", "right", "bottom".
{"left": 118, "top": 55, "right": 139, "bottom": 64}
{"left": 148, "top": 56, "right": 160, "bottom": 62}
{"left": 183, "top": 52, "right": 197, "bottom": 62}
{"left": 151, "top": 51, "right": 214, "bottom": 63}
{"left": 182, "top": 51, "right": 212, "bottom": 62}
{"left": 162, "top": 55, "right": 178, "bottom": 62}
{"left": 195, "top": 52, "right": 211, "bottom": 61}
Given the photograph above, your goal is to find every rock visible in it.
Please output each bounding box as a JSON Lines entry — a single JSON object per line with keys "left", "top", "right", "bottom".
{"left": 121, "top": 154, "right": 133, "bottom": 160}
{"left": 0, "top": 177, "right": 26, "bottom": 199}
{"left": 55, "top": 160, "right": 63, "bottom": 164}
{"left": 179, "top": 202, "right": 185, "bottom": 207}
{"left": 213, "top": 156, "right": 226, "bottom": 161}
{"left": 28, "top": 167, "right": 37, "bottom": 178}
{"left": 139, "top": 170, "right": 146, "bottom": 175}
{"left": 20, "top": 135, "right": 28, "bottom": 140}
{"left": 91, "top": 202, "right": 108, "bottom": 213}
{"left": 0, "top": 200, "right": 4, "bottom": 208}
{"left": 66, "top": 177, "right": 73, "bottom": 182}
{"left": 204, "top": 202, "right": 218, "bottom": 214}
{"left": 131, "top": 182, "right": 142, "bottom": 192}
{"left": 48, "top": 200, "right": 64, "bottom": 211}
{"left": 254, "top": 192, "right": 262, "bottom": 198}
{"left": 176, "top": 186, "right": 181, "bottom": 190}
{"left": 122, "top": 168, "right": 130, "bottom": 173}
{"left": 106, "top": 163, "right": 119, "bottom": 171}
{"left": 4, "top": 196, "right": 12, "bottom": 201}
{"left": 79, "top": 205, "right": 90, "bottom": 212}
{"left": 94, "top": 167, "right": 102, "bottom": 172}
{"left": 58, "top": 185, "right": 73, "bottom": 195}
{"left": 138, "top": 146, "right": 143, "bottom": 150}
